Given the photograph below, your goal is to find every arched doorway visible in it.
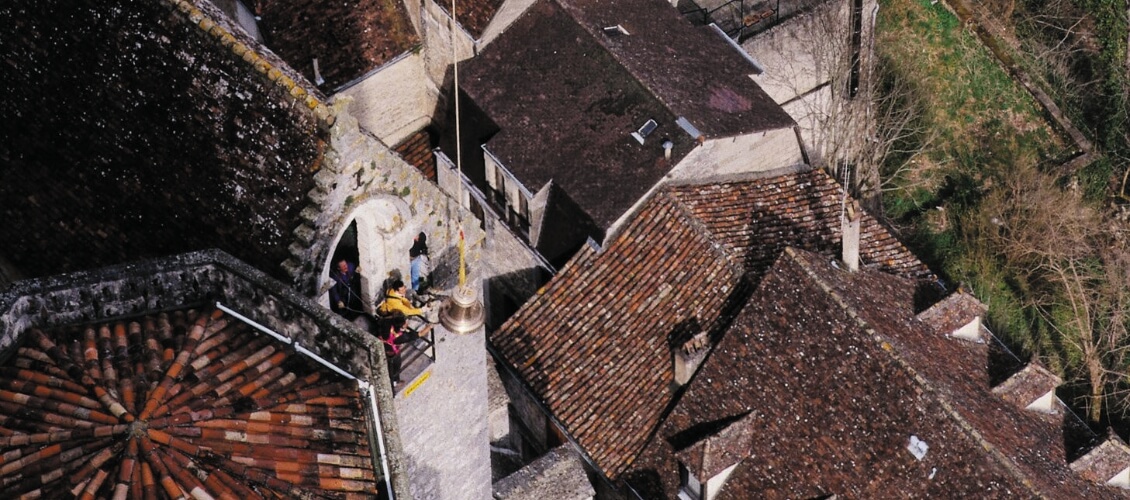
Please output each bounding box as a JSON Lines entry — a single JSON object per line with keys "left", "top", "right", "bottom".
{"left": 322, "top": 197, "right": 417, "bottom": 315}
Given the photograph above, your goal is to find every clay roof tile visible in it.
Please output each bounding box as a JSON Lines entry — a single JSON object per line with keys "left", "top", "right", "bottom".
{"left": 0, "top": 306, "right": 379, "bottom": 497}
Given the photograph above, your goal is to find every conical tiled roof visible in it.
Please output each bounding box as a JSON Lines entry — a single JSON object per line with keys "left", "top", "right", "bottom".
{"left": 0, "top": 307, "right": 378, "bottom": 498}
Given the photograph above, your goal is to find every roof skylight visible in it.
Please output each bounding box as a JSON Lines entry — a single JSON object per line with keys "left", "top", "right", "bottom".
{"left": 631, "top": 119, "right": 658, "bottom": 144}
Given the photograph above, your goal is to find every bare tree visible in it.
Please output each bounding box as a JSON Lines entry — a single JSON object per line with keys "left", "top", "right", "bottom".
{"left": 741, "top": 0, "right": 935, "bottom": 209}
{"left": 978, "top": 165, "right": 1130, "bottom": 422}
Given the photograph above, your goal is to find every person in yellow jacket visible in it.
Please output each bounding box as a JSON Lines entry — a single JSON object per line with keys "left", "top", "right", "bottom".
{"left": 378, "top": 279, "right": 424, "bottom": 317}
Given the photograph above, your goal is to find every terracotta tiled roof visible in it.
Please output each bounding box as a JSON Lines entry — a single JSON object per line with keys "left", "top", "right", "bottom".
{"left": 664, "top": 168, "right": 932, "bottom": 281}
{"left": 628, "top": 248, "right": 1115, "bottom": 498}
{"left": 253, "top": 0, "right": 419, "bottom": 90}
{"left": 493, "top": 191, "right": 745, "bottom": 477}
{"left": 0, "top": 307, "right": 378, "bottom": 498}
{"left": 393, "top": 129, "right": 437, "bottom": 182}
{"left": 491, "top": 169, "right": 930, "bottom": 479}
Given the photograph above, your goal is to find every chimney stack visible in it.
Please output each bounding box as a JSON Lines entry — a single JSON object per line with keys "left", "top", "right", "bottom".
{"left": 842, "top": 199, "right": 861, "bottom": 272}
{"left": 313, "top": 58, "right": 326, "bottom": 86}
{"left": 673, "top": 332, "right": 710, "bottom": 386}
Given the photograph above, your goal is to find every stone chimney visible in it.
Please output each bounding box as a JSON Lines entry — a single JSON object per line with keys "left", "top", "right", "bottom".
{"left": 842, "top": 199, "right": 861, "bottom": 272}
{"left": 673, "top": 331, "right": 710, "bottom": 386}
{"left": 1070, "top": 429, "right": 1130, "bottom": 489}
{"left": 916, "top": 289, "right": 987, "bottom": 343}
{"left": 991, "top": 362, "right": 1062, "bottom": 413}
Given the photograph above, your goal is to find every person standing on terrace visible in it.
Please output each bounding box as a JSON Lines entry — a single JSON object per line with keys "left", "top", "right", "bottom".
{"left": 378, "top": 279, "right": 424, "bottom": 317}
{"left": 330, "top": 259, "right": 363, "bottom": 319}
{"left": 409, "top": 232, "right": 430, "bottom": 293}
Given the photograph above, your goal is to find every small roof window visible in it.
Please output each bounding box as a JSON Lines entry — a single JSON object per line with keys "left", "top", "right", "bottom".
{"left": 631, "top": 119, "right": 658, "bottom": 144}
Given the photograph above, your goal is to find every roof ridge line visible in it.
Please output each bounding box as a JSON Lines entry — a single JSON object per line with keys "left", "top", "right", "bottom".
{"left": 161, "top": 0, "right": 334, "bottom": 128}
{"left": 659, "top": 191, "right": 746, "bottom": 278}
{"left": 782, "top": 247, "right": 1048, "bottom": 499}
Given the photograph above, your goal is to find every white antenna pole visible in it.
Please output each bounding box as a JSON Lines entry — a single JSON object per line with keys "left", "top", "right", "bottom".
{"left": 452, "top": 0, "right": 467, "bottom": 287}
{"left": 437, "top": 0, "right": 485, "bottom": 333}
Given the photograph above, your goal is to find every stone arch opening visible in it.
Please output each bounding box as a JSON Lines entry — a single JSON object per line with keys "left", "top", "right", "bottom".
{"left": 322, "top": 196, "right": 417, "bottom": 314}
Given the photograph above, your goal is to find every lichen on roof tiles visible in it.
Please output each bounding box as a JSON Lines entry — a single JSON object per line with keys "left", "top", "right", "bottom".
{"left": 462, "top": 0, "right": 698, "bottom": 230}
{"left": 0, "top": 306, "right": 378, "bottom": 498}
{"left": 253, "top": 0, "right": 420, "bottom": 90}
{"left": 491, "top": 168, "right": 928, "bottom": 479}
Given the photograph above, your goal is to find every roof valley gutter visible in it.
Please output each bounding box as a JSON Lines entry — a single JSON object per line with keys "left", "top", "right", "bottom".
{"left": 214, "top": 302, "right": 395, "bottom": 499}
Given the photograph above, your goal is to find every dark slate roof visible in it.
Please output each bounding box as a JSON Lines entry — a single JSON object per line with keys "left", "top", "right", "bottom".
{"left": 556, "top": 0, "right": 794, "bottom": 137}
{"left": 491, "top": 169, "right": 930, "bottom": 478}
{"left": 1, "top": 0, "right": 325, "bottom": 279}
{"left": 0, "top": 306, "right": 378, "bottom": 498}
{"left": 627, "top": 248, "right": 1115, "bottom": 498}
{"left": 253, "top": 0, "right": 419, "bottom": 90}
{"left": 462, "top": 0, "right": 698, "bottom": 229}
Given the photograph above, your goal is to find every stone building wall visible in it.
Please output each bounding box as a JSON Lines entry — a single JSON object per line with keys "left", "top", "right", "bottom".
{"left": 420, "top": 0, "right": 479, "bottom": 87}
{"left": 742, "top": 0, "right": 878, "bottom": 168}
{"left": 477, "top": 0, "right": 539, "bottom": 46}
{"left": 337, "top": 52, "right": 440, "bottom": 147}
{"left": 0, "top": 250, "right": 374, "bottom": 378}
{"left": 436, "top": 152, "right": 548, "bottom": 329}
{"left": 672, "top": 127, "right": 807, "bottom": 181}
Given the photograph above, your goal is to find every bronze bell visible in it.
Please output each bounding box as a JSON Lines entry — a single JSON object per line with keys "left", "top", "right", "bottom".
{"left": 439, "top": 285, "right": 484, "bottom": 334}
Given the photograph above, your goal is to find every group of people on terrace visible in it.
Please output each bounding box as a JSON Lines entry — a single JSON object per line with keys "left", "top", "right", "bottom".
{"left": 329, "top": 231, "right": 435, "bottom": 387}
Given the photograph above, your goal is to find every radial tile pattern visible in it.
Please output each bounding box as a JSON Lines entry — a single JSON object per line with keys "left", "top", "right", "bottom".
{"left": 0, "top": 307, "right": 379, "bottom": 499}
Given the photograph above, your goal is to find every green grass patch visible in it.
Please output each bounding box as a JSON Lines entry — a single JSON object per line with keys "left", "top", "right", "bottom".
{"left": 879, "top": 0, "right": 1066, "bottom": 179}
{"left": 877, "top": 0, "right": 1071, "bottom": 348}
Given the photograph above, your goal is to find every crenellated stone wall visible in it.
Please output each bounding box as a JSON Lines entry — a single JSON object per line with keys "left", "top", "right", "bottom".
{"left": 282, "top": 98, "right": 485, "bottom": 305}
{"left": 0, "top": 250, "right": 377, "bottom": 377}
